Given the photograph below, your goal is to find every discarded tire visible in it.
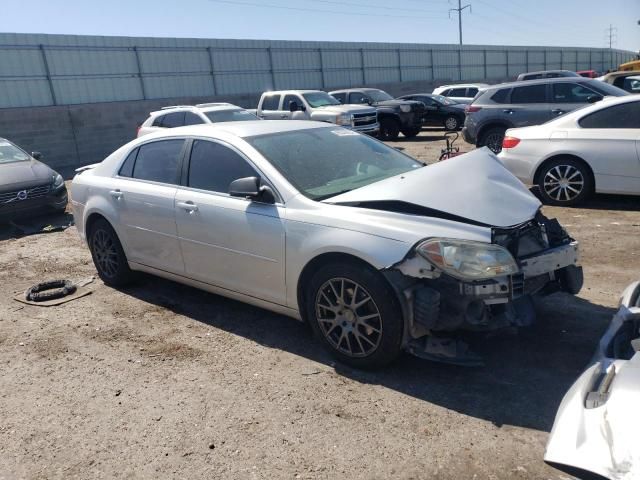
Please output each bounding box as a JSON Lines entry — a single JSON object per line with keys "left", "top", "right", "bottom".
{"left": 26, "top": 280, "right": 77, "bottom": 302}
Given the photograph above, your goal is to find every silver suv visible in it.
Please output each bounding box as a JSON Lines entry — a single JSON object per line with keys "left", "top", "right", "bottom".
{"left": 461, "top": 78, "right": 628, "bottom": 153}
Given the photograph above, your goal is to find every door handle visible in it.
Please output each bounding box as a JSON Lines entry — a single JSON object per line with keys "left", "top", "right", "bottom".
{"left": 176, "top": 201, "right": 198, "bottom": 213}
{"left": 109, "top": 189, "right": 123, "bottom": 200}
{"left": 503, "top": 109, "right": 514, "bottom": 114}
{"left": 552, "top": 109, "right": 565, "bottom": 115}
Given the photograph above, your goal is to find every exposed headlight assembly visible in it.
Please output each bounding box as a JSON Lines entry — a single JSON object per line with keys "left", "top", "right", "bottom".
{"left": 53, "top": 173, "right": 64, "bottom": 188}
{"left": 399, "top": 104, "right": 412, "bottom": 113}
{"left": 335, "top": 113, "right": 354, "bottom": 126}
{"left": 417, "top": 238, "right": 519, "bottom": 280}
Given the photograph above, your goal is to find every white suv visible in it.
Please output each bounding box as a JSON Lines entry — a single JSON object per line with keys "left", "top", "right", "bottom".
{"left": 137, "top": 103, "right": 259, "bottom": 137}
{"left": 431, "top": 83, "right": 489, "bottom": 104}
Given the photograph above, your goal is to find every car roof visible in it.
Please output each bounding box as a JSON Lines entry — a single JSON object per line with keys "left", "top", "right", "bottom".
{"left": 601, "top": 70, "right": 640, "bottom": 80}
{"left": 434, "top": 83, "right": 489, "bottom": 89}
{"left": 144, "top": 120, "right": 333, "bottom": 139}
{"left": 149, "top": 103, "right": 243, "bottom": 116}
{"left": 555, "top": 93, "right": 640, "bottom": 121}
{"left": 265, "top": 90, "right": 324, "bottom": 95}
{"left": 482, "top": 77, "right": 594, "bottom": 91}
{"left": 520, "top": 69, "right": 576, "bottom": 75}
{"left": 328, "top": 88, "right": 383, "bottom": 93}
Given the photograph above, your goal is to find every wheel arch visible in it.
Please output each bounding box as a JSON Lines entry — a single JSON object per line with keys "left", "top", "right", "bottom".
{"left": 476, "top": 121, "right": 512, "bottom": 145}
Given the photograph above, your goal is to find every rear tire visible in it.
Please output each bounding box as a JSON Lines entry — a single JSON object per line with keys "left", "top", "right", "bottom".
{"left": 443, "top": 115, "right": 461, "bottom": 131}
{"left": 479, "top": 126, "right": 506, "bottom": 153}
{"left": 88, "top": 218, "right": 135, "bottom": 287}
{"left": 379, "top": 118, "right": 400, "bottom": 141}
{"left": 305, "top": 262, "right": 404, "bottom": 369}
{"left": 536, "top": 157, "right": 594, "bottom": 206}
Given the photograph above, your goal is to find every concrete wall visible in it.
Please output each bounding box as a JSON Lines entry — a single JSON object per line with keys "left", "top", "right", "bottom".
{"left": 0, "top": 77, "right": 473, "bottom": 176}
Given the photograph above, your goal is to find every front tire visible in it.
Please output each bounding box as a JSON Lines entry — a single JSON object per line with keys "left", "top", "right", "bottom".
{"left": 378, "top": 118, "right": 400, "bottom": 141}
{"left": 88, "top": 218, "right": 135, "bottom": 287}
{"left": 479, "top": 126, "right": 506, "bottom": 153}
{"left": 443, "top": 115, "right": 461, "bottom": 131}
{"left": 305, "top": 262, "right": 404, "bottom": 369}
{"left": 536, "top": 158, "right": 594, "bottom": 206}
{"left": 401, "top": 127, "right": 421, "bottom": 138}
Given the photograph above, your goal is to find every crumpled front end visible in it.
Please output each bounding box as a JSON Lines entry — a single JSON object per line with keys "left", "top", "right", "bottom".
{"left": 385, "top": 211, "right": 582, "bottom": 340}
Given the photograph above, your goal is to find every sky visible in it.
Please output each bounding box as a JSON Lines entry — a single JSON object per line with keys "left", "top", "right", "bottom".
{"left": 2, "top": 0, "right": 639, "bottom": 51}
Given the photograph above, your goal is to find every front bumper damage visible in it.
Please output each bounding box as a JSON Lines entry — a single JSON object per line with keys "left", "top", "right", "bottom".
{"left": 384, "top": 213, "right": 583, "bottom": 364}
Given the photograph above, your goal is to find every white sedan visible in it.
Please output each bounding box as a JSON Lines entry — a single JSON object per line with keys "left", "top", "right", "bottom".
{"left": 71, "top": 121, "right": 582, "bottom": 368}
{"left": 498, "top": 96, "right": 640, "bottom": 206}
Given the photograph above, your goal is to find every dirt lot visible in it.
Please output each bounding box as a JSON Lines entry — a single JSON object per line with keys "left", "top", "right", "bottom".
{"left": 1, "top": 130, "right": 639, "bottom": 480}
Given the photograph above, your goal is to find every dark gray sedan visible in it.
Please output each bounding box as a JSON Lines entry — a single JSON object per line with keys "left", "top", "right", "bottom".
{"left": 0, "top": 138, "right": 67, "bottom": 221}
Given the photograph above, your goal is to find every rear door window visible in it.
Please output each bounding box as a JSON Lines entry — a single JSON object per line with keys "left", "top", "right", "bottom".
{"left": 261, "top": 94, "right": 281, "bottom": 111}
{"left": 579, "top": 102, "right": 640, "bottom": 129}
{"left": 187, "top": 140, "right": 259, "bottom": 193}
{"left": 349, "top": 92, "right": 369, "bottom": 104}
{"left": 448, "top": 88, "right": 467, "bottom": 97}
{"left": 490, "top": 89, "right": 510, "bottom": 104}
{"left": 467, "top": 87, "right": 479, "bottom": 97}
{"left": 552, "top": 83, "right": 598, "bottom": 103}
{"left": 510, "top": 84, "right": 547, "bottom": 103}
{"left": 184, "top": 112, "right": 205, "bottom": 125}
{"left": 132, "top": 139, "right": 185, "bottom": 184}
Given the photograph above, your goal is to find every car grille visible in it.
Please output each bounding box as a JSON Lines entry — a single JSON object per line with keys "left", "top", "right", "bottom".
{"left": 0, "top": 184, "right": 51, "bottom": 204}
{"left": 353, "top": 112, "right": 378, "bottom": 127}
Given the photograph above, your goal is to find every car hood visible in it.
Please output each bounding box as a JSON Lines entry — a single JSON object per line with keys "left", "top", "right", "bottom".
{"left": 0, "top": 159, "right": 54, "bottom": 191}
{"left": 324, "top": 148, "right": 541, "bottom": 228}
{"left": 545, "top": 280, "right": 640, "bottom": 480}
{"left": 318, "top": 105, "right": 376, "bottom": 115}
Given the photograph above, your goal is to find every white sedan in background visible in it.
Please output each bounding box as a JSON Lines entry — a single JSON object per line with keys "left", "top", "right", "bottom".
{"left": 498, "top": 96, "right": 640, "bottom": 206}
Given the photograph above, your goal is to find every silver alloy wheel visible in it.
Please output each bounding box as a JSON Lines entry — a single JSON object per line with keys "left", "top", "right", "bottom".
{"left": 315, "top": 277, "right": 383, "bottom": 358}
{"left": 445, "top": 116, "right": 458, "bottom": 130}
{"left": 92, "top": 229, "right": 119, "bottom": 278}
{"left": 543, "top": 165, "right": 585, "bottom": 202}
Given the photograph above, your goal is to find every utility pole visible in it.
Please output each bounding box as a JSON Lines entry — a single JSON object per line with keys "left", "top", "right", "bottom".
{"left": 605, "top": 24, "right": 617, "bottom": 70}
{"left": 449, "top": 0, "right": 471, "bottom": 45}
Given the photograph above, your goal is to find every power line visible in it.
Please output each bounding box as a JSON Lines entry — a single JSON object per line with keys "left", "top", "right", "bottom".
{"left": 208, "top": 0, "right": 445, "bottom": 20}
{"left": 449, "top": 0, "right": 471, "bottom": 45}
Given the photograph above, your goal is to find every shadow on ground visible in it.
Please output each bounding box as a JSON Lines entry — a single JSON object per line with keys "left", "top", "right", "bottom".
{"left": 0, "top": 212, "right": 74, "bottom": 240}
{"left": 120, "top": 274, "right": 614, "bottom": 434}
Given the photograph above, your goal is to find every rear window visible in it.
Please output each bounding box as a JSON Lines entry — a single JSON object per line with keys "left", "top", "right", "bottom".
{"left": 490, "top": 89, "right": 510, "bottom": 104}
{"left": 184, "top": 112, "right": 205, "bottom": 126}
{"left": 467, "top": 87, "right": 479, "bottom": 97}
{"left": 262, "top": 94, "right": 281, "bottom": 111}
{"left": 511, "top": 84, "right": 547, "bottom": 103}
{"left": 579, "top": 101, "right": 640, "bottom": 129}
{"left": 587, "top": 81, "right": 629, "bottom": 97}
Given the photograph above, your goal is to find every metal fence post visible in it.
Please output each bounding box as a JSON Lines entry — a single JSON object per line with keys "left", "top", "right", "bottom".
{"left": 458, "top": 47, "right": 462, "bottom": 81}
{"left": 397, "top": 48, "right": 402, "bottom": 82}
{"left": 207, "top": 47, "right": 218, "bottom": 95}
{"left": 505, "top": 50, "right": 510, "bottom": 78}
{"left": 360, "top": 48, "right": 366, "bottom": 85}
{"left": 543, "top": 50, "right": 547, "bottom": 70}
{"left": 318, "top": 48, "right": 325, "bottom": 89}
{"left": 483, "top": 49, "right": 487, "bottom": 80}
{"left": 430, "top": 49, "right": 434, "bottom": 81}
{"left": 560, "top": 50, "right": 564, "bottom": 69}
{"left": 525, "top": 50, "right": 529, "bottom": 72}
{"left": 39, "top": 44, "right": 57, "bottom": 106}
{"left": 133, "top": 47, "right": 146, "bottom": 100}
{"left": 267, "top": 47, "right": 276, "bottom": 90}
{"left": 589, "top": 50, "right": 592, "bottom": 70}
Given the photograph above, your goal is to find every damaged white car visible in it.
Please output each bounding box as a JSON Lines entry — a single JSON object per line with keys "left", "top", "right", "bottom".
{"left": 71, "top": 121, "right": 582, "bottom": 368}
{"left": 545, "top": 280, "right": 640, "bottom": 480}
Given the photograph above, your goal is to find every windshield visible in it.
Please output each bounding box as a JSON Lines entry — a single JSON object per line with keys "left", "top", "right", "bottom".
{"left": 205, "top": 109, "right": 259, "bottom": 122}
{"left": 246, "top": 128, "right": 423, "bottom": 201}
{"left": 432, "top": 94, "right": 456, "bottom": 105}
{"left": 302, "top": 92, "right": 341, "bottom": 108}
{"left": 587, "top": 81, "right": 629, "bottom": 97}
{"left": 367, "top": 90, "right": 394, "bottom": 102}
{"left": 0, "top": 141, "right": 30, "bottom": 164}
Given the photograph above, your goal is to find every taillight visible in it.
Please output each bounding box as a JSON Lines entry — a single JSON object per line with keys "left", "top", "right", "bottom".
{"left": 465, "top": 105, "right": 482, "bottom": 113}
{"left": 502, "top": 136, "right": 520, "bottom": 149}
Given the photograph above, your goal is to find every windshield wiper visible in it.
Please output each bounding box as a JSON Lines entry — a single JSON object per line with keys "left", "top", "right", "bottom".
{"left": 315, "top": 189, "right": 353, "bottom": 201}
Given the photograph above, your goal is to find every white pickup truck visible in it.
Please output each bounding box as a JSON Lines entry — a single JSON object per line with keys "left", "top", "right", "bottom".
{"left": 254, "top": 90, "right": 379, "bottom": 134}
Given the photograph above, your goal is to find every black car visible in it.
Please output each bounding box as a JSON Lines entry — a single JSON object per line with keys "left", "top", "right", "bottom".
{"left": 0, "top": 138, "right": 67, "bottom": 222}
{"left": 397, "top": 94, "right": 466, "bottom": 131}
{"left": 329, "top": 88, "right": 425, "bottom": 141}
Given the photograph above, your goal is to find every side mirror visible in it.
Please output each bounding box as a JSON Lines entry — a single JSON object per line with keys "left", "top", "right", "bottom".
{"left": 587, "top": 94, "right": 603, "bottom": 103}
{"left": 289, "top": 101, "right": 299, "bottom": 112}
{"left": 31, "top": 151, "right": 42, "bottom": 160}
{"left": 229, "top": 176, "right": 276, "bottom": 204}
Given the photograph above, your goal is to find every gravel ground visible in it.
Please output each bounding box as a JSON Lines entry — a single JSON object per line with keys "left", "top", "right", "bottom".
{"left": 1, "top": 130, "right": 639, "bottom": 480}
